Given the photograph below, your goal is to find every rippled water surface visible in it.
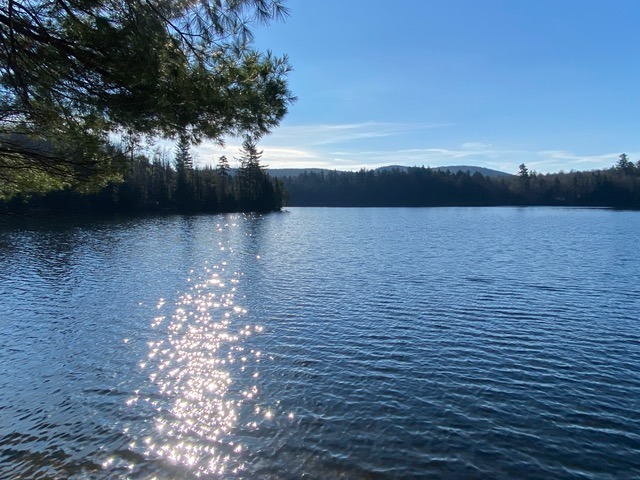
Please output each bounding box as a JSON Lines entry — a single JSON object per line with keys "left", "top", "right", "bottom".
{"left": 1, "top": 207, "right": 639, "bottom": 479}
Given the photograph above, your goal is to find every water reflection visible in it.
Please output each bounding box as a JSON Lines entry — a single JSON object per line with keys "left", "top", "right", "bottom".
{"left": 128, "top": 261, "right": 250, "bottom": 475}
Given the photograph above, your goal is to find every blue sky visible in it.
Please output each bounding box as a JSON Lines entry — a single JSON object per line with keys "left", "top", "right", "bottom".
{"left": 195, "top": 0, "right": 640, "bottom": 174}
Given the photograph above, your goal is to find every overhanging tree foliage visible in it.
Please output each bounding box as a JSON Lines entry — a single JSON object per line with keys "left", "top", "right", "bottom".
{"left": 0, "top": 0, "right": 295, "bottom": 200}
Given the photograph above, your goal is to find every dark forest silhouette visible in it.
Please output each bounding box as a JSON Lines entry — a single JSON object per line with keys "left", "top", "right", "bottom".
{"left": 3, "top": 154, "right": 639, "bottom": 214}
{"left": 279, "top": 155, "right": 640, "bottom": 209}
{"left": 1, "top": 139, "right": 285, "bottom": 214}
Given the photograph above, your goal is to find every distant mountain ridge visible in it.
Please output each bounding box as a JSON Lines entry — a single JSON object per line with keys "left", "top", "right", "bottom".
{"left": 267, "top": 165, "right": 511, "bottom": 178}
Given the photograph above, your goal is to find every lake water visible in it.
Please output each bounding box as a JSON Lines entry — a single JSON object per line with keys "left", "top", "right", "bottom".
{"left": 1, "top": 207, "right": 639, "bottom": 479}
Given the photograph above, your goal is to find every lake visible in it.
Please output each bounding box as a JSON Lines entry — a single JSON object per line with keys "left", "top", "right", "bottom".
{"left": 1, "top": 207, "right": 639, "bottom": 479}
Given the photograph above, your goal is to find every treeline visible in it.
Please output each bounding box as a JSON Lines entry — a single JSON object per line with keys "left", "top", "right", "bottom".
{"left": 280, "top": 155, "right": 640, "bottom": 209}
{"left": 1, "top": 138, "right": 286, "bottom": 214}
{"left": 5, "top": 152, "right": 639, "bottom": 214}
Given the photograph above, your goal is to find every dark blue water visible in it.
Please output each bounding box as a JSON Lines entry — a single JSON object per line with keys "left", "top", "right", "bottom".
{"left": 1, "top": 207, "right": 639, "bottom": 479}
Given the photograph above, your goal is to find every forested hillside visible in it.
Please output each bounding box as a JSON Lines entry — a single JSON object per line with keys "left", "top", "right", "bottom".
{"left": 280, "top": 157, "right": 640, "bottom": 209}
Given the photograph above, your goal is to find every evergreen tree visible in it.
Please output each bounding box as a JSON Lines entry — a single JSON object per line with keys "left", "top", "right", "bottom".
{"left": 236, "top": 137, "right": 282, "bottom": 212}
{"left": 616, "top": 153, "right": 636, "bottom": 174}
{"left": 174, "top": 134, "right": 194, "bottom": 211}
{"left": 518, "top": 163, "right": 530, "bottom": 178}
{"left": 216, "top": 155, "right": 230, "bottom": 178}
{"left": 236, "top": 138, "right": 260, "bottom": 210}
{"left": 216, "top": 155, "right": 233, "bottom": 210}
{"left": 0, "top": 0, "right": 295, "bottom": 199}
{"left": 175, "top": 134, "right": 194, "bottom": 171}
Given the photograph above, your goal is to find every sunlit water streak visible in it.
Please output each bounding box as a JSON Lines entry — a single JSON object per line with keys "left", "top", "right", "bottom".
{"left": 125, "top": 261, "right": 246, "bottom": 476}
{"left": 0, "top": 208, "right": 639, "bottom": 479}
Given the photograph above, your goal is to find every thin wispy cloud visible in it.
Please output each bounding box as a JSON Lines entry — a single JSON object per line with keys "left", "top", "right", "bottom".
{"left": 265, "top": 121, "right": 454, "bottom": 147}
{"left": 535, "top": 150, "right": 623, "bottom": 167}
{"left": 190, "top": 122, "right": 632, "bottom": 174}
{"left": 193, "top": 121, "right": 454, "bottom": 168}
{"left": 461, "top": 142, "right": 493, "bottom": 149}
{"left": 320, "top": 146, "right": 490, "bottom": 170}
{"left": 311, "top": 144, "right": 627, "bottom": 174}
{"left": 194, "top": 141, "right": 322, "bottom": 168}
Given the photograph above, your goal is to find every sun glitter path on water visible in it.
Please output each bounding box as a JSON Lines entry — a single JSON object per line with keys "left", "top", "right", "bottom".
{"left": 128, "top": 260, "right": 261, "bottom": 477}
